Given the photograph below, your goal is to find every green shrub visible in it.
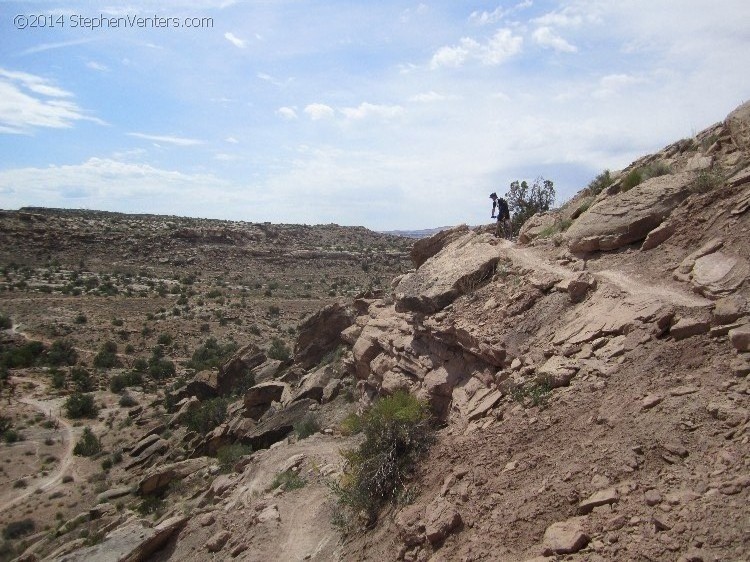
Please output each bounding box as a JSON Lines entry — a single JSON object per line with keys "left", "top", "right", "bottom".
{"left": 3, "top": 429, "right": 21, "bottom": 444}
{"left": 332, "top": 391, "right": 434, "bottom": 523}
{"left": 93, "top": 341, "right": 120, "bottom": 369}
{"left": 268, "top": 469, "right": 306, "bottom": 491}
{"left": 0, "top": 314, "right": 12, "bottom": 330}
{"left": 587, "top": 170, "right": 613, "bottom": 195}
{"left": 74, "top": 313, "right": 87, "bottom": 324}
{"left": 267, "top": 337, "right": 291, "bottom": 361}
{"left": 64, "top": 392, "right": 98, "bottom": 419}
{"left": 73, "top": 427, "right": 101, "bottom": 457}
{"left": 2, "top": 518, "right": 34, "bottom": 540}
{"left": 621, "top": 168, "right": 643, "bottom": 192}
{"left": 70, "top": 367, "right": 94, "bottom": 392}
{"left": 118, "top": 393, "right": 138, "bottom": 408}
{"left": 294, "top": 414, "right": 320, "bottom": 440}
{"left": 216, "top": 443, "right": 252, "bottom": 473}
{"left": 184, "top": 397, "right": 228, "bottom": 434}
{"left": 187, "top": 338, "right": 238, "bottom": 371}
{"left": 50, "top": 368, "right": 66, "bottom": 389}
{"left": 109, "top": 371, "right": 143, "bottom": 393}
{"left": 0, "top": 340, "right": 45, "bottom": 368}
{"left": 691, "top": 169, "right": 724, "bottom": 193}
{"left": 46, "top": 339, "right": 78, "bottom": 367}
{"left": 157, "top": 333, "right": 173, "bottom": 346}
{"left": 642, "top": 161, "right": 671, "bottom": 179}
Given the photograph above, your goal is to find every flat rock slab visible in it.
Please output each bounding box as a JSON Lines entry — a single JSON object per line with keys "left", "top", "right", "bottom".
{"left": 57, "top": 515, "right": 187, "bottom": 562}
{"left": 690, "top": 251, "right": 749, "bottom": 297}
{"left": 542, "top": 517, "right": 590, "bottom": 555}
{"left": 670, "top": 318, "right": 710, "bottom": 340}
{"left": 565, "top": 171, "right": 694, "bottom": 253}
{"left": 729, "top": 325, "right": 750, "bottom": 352}
{"left": 395, "top": 231, "right": 502, "bottom": 314}
{"left": 579, "top": 488, "right": 619, "bottom": 514}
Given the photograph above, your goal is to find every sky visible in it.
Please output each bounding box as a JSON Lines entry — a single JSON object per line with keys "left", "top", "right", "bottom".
{"left": 0, "top": 1, "right": 748, "bottom": 231}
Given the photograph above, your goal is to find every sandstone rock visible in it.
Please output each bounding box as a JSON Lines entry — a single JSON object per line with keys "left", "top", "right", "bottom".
{"left": 518, "top": 212, "right": 558, "bottom": 245}
{"left": 243, "top": 399, "right": 317, "bottom": 450}
{"left": 395, "top": 232, "right": 501, "bottom": 314}
{"left": 186, "top": 370, "right": 219, "bottom": 400}
{"left": 169, "top": 396, "right": 200, "bottom": 428}
{"left": 729, "top": 325, "right": 750, "bottom": 352}
{"left": 292, "top": 365, "right": 334, "bottom": 403}
{"left": 726, "top": 99, "right": 750, "bottom": 153}
{"left": 541, "top": 517, "right": 590, "bottom": 555}
{"left": 538, "top": 356, "right": 579, "bottom": 388}
{"left": 217, "top": 343, "right": 265, "bottom": 395}
{"left": 125, "top": 438, "right": 168, "bottom": 470}
{"left": 675, "top": 237, "right": 724, "bottom": 276}
{"left": 56, "top": 515, "right": 187, "bottom": 562}
{"left": 424, "top": 499, "right": 462, "bottom": 544}
{"left": 244, "top": 381, "right": 289, "bottom": 420}
{"left": 197, "top": 512, "right": 216, "bottom": 527}
{"left": 731, "top": 354, "right": 750, "bottom": 377}
{"left": 340, "top": 324, "right": 363, "bottom": 345}
{"left": 138, "top": 457, "right": 210, "bottom": 496}
{"left": 565, "top": 171, "right": 694, "bottom": 253}
{"left": 713, "top": 295, "right": 747, "bottom": 324}
{"left": 579, "top": 488, "right": 619, "bottom": 514}
{"left": 670, "top": 318, "right": 710, "bottom": 340}
{"left": 96, "top": 486, "right": 132, "bottom": 503}
{"left": 467, "top": 389, "right": 502, "bottom": 421}
{"left": 294, "top": 303, "right": 355, "bottom": 369}
{"left": 206, "top": 530, "right": 231, "bottom": 553}
{"left": 396, "top": 504, "right": 426, "bottom": 547}
{"left": 410, "top": 224, "right": 469, "bottom": 268}
{"left": 689, "top": 251, "right": 749, "bottom": 297}
{"left": 641, "top": 394, "right": 664, "bottom": 410}
{"left": 644, "top": 489, "right": 663, "bottom": 506}
{"left": 641, "top": 221, "right": 676, "bottom": 251}
{"left": 381, "top": 370, "right": 414, "bottom": 395}
{"left": 256, "top": 503, "right": 281, "bottom": 524}
{"left": 685, "top": 154, "right": 713, "bottom": 171}
{"left": 566, "top": 272, "right": 597, "bottom": 303}
{"left": 322, "top": 378, "right": 342, "bottom": 402}
{"left": 352, "top": 324, "right": 385, "bottom": 380}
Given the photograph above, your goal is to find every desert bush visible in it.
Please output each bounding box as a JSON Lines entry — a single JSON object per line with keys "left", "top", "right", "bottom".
{"left": 2, "top": 518, "right": 34, "bottom": 540}
{"left": 64, "top": 392, "right": 98, "bottom": 419}
{"left": 691, "top": 169, "right": 724, "bottom": 193}
{"left": 109, "top": 371, "right": 143, "bottom": 393}
{"left": 70, "top": 367, "right": 94, "bottom": 392}
{"left": 267, "top": 337, "right": 291, "bottom": 361}
{"left": 46, "top": 339, "right": 78, "bottom": 367}
{"left": 505, "top": 176, "right": 556, "bottom": 235}
{"left": 184, "top": 397, "right": 228, "bottom": 434}
{"left": 216, "top": 443, "right": 252, "bottom": 473}
{"left": 0, "top": 340, "right": 45, "bottom": 368}
{"left": 49, "top": 368, "right": 66, "bottom": 389}
{"left": 93, "top": 341, "right": 120, "bottom": 369}
{"left": 621, "top": 168, "right": 643, "bottom": 192}
{"left": 187, "top": 338, "right": 238, "bottom": 371}
{"left": 332, "top": 391, "right": 434, "bottom": 523}
{"left": 0, "top": 314, "right": 11, "bottom": 330}
{"left": 74, "top": 313, "right": 87, "bottom": 324}
{"left": 157, "top": 333, "right": 173, "bottom": 346}
{"left": 294, "top": 414, "right": 320, "bottom": 440}
{"left": 586, "top": 169, "right": 614, "bottom": 195}
{"left": 73, "top": 427, "right": 101, "bottom": 457}
{"left": 268, "top": 469, "right": 306, "bottom": 491}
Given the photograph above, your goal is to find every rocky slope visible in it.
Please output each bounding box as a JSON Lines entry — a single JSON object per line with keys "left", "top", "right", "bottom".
{"left": 3, "top": 101, "right": 749, "bottom": 562}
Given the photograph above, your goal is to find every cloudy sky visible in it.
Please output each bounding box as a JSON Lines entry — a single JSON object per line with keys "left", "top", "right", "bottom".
{"left": 1, "top": 1, "right": 748, "bottom": 230}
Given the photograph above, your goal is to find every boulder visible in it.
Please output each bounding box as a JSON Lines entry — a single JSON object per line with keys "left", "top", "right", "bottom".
{"left": 244, "top": 381, "right": 289, "bottom": 420}
{"left": 641, "top": 221, "right": 676, "bottom": 251}
{"left": 565, "top": 272, "right": 597, "bottom": 303}
{"left": 244, "top": 399, "right": 317, "bottom": 450}
{"left": 185, "top": 370, "right": 219, "bottom": 400}
{"left": 294, "top": 303, "right": 355, "bottom": 369}
{"left": 726, "top": 100, "right": 750, "bottom": 153}
{"left": 125, "top": 438, "right": 168, "bottom": 470}
{"left": 578, "top": 488, "right": 619, "bottom": 514}
{"left": 538, "top": 356, "right": 579, "bottom": 388}
{"left": 565, "top": 171, "right": 694, "bottom": 253}
{"left": 670, "top": 318, "right": 710, "bottom": 340}
{"left": 251, "top": 359, "right": 284, "bottom": 384}
{"left": 713, "top": 295, "right": 748, "bottom": 324}
{"left": 689, "top": 252, "right": 749, "bottom": 297}
{"left": 138, "top": 458, "right": 210, "bottom": 496}
{"left": 541, "top": 517, "right": 590, "bottom": 556}
{"left": 395, "top": 232, "right": 502, "bottom": 314}
{"left": 169, "top": 396, "right": 200, "bottom": 428}
{"left": 292, "top": 365, "right": 334, "bottom": 403}
{"left": 56, "top": 516, "right": 187, "bottom": 562}
{"left": 518, "top": 212, "right": 558, "bottom": 244}
{"left": 424, "top": 499, "right": 462, "bottom": 544}
{"left": 206, "top": 530, "right": 231, "bottom": 553}
{"left": 729, "top": 325, "right": 750, "bottom": 352}
{"left": 410, "top": 224, "right": 469, "bottom": 268}
{"left": 217, "top": 343, "right": 265, "bottom": 395}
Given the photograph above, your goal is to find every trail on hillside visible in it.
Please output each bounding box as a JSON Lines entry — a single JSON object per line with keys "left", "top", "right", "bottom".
{"left": 0, "top": 380, "right": 77, "bottom": 515}
{"left": 498, "top": 240, "right": 712, "bottom": 309}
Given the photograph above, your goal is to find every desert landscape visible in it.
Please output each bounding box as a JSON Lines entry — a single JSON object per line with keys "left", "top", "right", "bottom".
{"left": 0, "top": 100, "right": 748, "bottom": 562}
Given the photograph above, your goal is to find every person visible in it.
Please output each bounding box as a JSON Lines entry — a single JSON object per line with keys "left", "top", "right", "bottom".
{"left": 490, "top": 192, "right": 511, "bottom": 239}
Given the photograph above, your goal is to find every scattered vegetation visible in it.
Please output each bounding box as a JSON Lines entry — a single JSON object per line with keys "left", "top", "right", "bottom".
{"left": 184, "top": 397, "right": 228, "bottom": 434}
{"left": 586, "top": 169, "right": 614, "bottom": 196}
{"left": 46, "top": 339, "right": 78, "bottom": 367}
{"left": 509, "top": 378, "right": 552, "bottom": 408}
{"left": 187, "top": 338, "right": 238, "bottom": 371}
{"left": 0, "top": 314, "right": 11, "bottom": 330}
{"left": 73, "top": 427, "right": 102, "bottom": 457}
{"left": 2, "top": 519, "right": 35, "bottom": 540}
{"left": 109, "top": 371, "right": 143, "bottom": 393}
{"left": 332, "top": 391, "right": 435, "bottom": 525}
{"left": 268, "top": 469, "right": 306, "bottom": 492}
{"left": 267, "top": 337, "right": 291, "bottom": 361}
{"left": 505, "top": 176, "right": 556, "bottom": 235}
{"left": 294, "top": 414, "right": 320, "bottom": 440}
{"left": 216, "top": 443, "right": 252, "bottom": 473}
{"left": 93, "top": 341, "right": 120, "bottom": 369}
{"left": 64, "top": 392, "right": 98, "bottom": 419}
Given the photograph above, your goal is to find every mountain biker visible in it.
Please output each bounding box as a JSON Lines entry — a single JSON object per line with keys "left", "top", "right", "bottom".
{"left": 490, "top": 192, "right": 511, "bottom": 239}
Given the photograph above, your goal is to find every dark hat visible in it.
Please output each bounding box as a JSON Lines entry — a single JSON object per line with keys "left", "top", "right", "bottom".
{"left": 489, "top": 192, "right": 497, "bottom": 198}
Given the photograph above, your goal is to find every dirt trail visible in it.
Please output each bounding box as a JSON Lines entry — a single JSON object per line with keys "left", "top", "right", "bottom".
{"left": 0, "top": 381, "right": 77, "bottom": 515}
{"left": 499, "top": 240, "right": 712, "bottom": 309}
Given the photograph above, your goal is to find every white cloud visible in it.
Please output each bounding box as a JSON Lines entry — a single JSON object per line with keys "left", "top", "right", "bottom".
{"left": 277, "top": 106, "right": 298, "bottom": 120}
{"left": 0, "top": 157, "right": 229, "bottom": 208}
{"left": 20, "top": 38, "right": 96, "bottom": 56}
{"left": 469, "top": 7, "right": 505, "bottom": 25}
{"left": 224, "top": 32, "right": 247, "bottom": 49}
{"left": 532, "top": 27, "right": 577, "bottom": 53}
{"left": 127, "top": 133, "right": 203, "bottom": 146}
{"left": 409, "top": 91, "right": 457, "bottom": 103}
{"left": 86, "top": 61, "right": 109, "bottom": 72}
{"left": 304, "top": 103, "right": 335, "bottom": 121}
{"left": 430, "top": 29, "right": 523, "bottom": 69}
{"left": 0, "top": 68, "right": 101, "bottom": 134}
{"left": 593, "top": 73, "right": 646, "bottom": 98}
{"left": 225, "top": 136, "right": 239, "bottom": 144}
{"left": 340, "top": 103, "right": 404, "bottom": 120}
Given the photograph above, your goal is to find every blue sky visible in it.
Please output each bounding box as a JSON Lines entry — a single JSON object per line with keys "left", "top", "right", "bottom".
{"left": 0, "top": 1, "right": 748, "bottom": 230}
